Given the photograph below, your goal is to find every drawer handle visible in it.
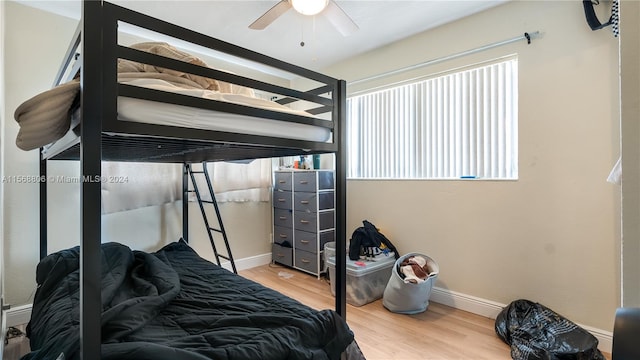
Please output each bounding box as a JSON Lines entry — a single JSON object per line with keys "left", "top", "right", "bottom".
{"left": 300, "top": 240, "right": 310, "bottom": 244}
{"left": 276, "top": 253, "right": 285, "bottom": 257}
{"left": 299, "top": 180, "right": 309, "bottom": 184}
{"left": 300, "top": 200, "right": 310, "bottom": 204}
{"left": 277, "top": 198, "right": 286, "bottom": 202}
{"left": 278, "top": 180, "right": 286, "bottom": 184}
{"left": 300, "top": 258, "right": 311, "bottom": 263}
{"left": 300, "top": 220, "right": 310, "bottom": 224}
{"left": 278, "top": 216, "right": 287, "bottom": 220}
{"left": 279, "top": 234, "right": 288, "bottom": 238}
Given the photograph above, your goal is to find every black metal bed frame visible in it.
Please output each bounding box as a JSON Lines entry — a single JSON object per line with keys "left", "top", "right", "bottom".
{"left": 37, "top": 2, "right": 347, "bottom": 359}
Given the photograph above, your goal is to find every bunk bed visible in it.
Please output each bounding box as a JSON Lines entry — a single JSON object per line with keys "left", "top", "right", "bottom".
{"left": 22, "top": 1, "right": 350, "bottom": 359}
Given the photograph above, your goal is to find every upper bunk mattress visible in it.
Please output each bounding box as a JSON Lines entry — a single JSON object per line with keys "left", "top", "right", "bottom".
{"left": 118, "top": 78, "right": 331, "bottom": 143}
{"left": 13, "top": 79, "right": 330, "bottom": 151}
{"left": 13, "top": 41, "right": 332, "bottom": 152}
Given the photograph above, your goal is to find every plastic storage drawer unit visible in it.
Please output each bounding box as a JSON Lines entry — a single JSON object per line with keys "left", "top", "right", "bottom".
{"left": 326, "top": 255, "right": 396, "bottom": 306}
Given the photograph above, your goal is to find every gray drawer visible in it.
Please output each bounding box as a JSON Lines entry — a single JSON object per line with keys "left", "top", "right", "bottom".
{"left": 318, "top": 191, "right": 334, "bottom": 210}
{"left": 294, "top": 192, "right": 317, "bottom": 212}
{"left": 319, "top": 230, "right": 335, "bottom": 250}
{"left": 319, "top": 210, "right": 335, "bottom": 230}
{"left": 272, "top": 243, "right": 292, "bottom": 267}
{"left": 293, "top": 172, "right": 317, "bottom": 192}
{"left": 274, "top": 172, "right": 292, "bottom": 191}
{"left": 294, "top": 191, "right": 335, "bottom": 213}
{"left": 273, "top": 190, "right": 292, "bottom": 210}
{"left": 294, "top": 230, "right": 318, "bottom": 253}
{"left": 294, "top": 211, "right": 317, "bottom": 232}
{"left": 295, "top": 249, "right": 319, "bottom": 274}
{"left": 273, "top": 208, "right": 293, "bottom": 229}
{"left": 273, "top": 225, "right": 293, "bottom": 246}
{"left": 316, "top": 170, "right": 334, "bottom": 190}
{"left": 294, "top": 210, "right": 335, "bottom": 232}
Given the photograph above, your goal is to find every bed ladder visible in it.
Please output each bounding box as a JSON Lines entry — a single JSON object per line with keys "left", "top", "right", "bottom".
{"left": 186, "top": 162, "right": 237, "bottom": 274}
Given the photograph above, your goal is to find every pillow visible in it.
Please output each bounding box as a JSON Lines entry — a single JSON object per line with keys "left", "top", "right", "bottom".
{"left": 14, "top": 80, "right": 79, "bottom": 151}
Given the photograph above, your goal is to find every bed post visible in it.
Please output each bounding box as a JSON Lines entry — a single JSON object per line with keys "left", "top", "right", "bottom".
{"left": 39, "top": 154, "right": 47, "bottom": 260}
{"left": 334, "top": 80, "right": 347, "bottom": 318}
{"left": 183, "top": 163, "right": 189, "bottom": 242}
{"left": 80, "top": 1, "right": 104, "bottom": 359}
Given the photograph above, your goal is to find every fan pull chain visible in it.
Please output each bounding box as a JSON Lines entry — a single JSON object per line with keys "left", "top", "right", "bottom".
{"left": 311, "top": 15, "right": 318, "bottom": 62}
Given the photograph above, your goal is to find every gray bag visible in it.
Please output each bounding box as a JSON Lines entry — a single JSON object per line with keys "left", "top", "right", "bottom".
{"left": 382, "top": 252, "right": 439, "bottom": 314}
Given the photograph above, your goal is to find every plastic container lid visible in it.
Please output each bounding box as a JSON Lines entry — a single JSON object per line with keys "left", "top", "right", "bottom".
{"left": 326, "top": 254, "right": 396, "bottom": 277}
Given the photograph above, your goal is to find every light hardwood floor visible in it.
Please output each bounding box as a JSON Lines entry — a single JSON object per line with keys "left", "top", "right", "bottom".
{"left": 241, "top": 264, "right": 613, "bottom": 360}
{"left": 242, "top": 264, "right": 513, "bottom": 360}
{"left": 4, "top": 324, "right": 29, "bottom": 360}
{"left": 4, "top": 263, "right": 611, "bottom": 360}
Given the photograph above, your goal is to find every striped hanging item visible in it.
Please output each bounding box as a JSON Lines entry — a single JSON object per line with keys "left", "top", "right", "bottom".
{"left": 612, "top": 0, "right": 619, "bottom": 37}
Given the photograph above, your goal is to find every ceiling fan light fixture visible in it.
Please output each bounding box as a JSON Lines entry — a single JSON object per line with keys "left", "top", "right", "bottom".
{"left": 291, "top": 0, "right": 329, "bottom": 16}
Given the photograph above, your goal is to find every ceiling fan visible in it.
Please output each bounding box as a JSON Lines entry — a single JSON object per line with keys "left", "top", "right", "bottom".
{"left": 249, "top": 0, "right": 359, "bottom": 36}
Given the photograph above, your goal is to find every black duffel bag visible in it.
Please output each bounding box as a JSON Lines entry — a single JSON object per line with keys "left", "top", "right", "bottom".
{"left": 348, "top": 220, "right": 399, "bottom": 261}
{"left": 495, "top": 299, "right": 605, "bottom": 360}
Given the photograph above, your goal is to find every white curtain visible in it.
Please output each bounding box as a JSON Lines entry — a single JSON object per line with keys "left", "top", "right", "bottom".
{"left": 193, "top": 159, "right": 272, "bottom": 203}
{"left": 102, "top": 158, "right": 271, "bottom": 214}
{"left": 101, "top": 162, "right": 182, "bottom": 214}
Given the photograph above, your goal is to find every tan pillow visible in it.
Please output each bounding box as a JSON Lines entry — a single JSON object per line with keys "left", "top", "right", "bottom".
{"left": 14, "top": 80, "right": 80, "bottom": 151}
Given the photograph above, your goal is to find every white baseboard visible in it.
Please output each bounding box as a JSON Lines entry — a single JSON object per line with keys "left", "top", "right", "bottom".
{"left": 429, "top": 286, "right": 613, "bottom": 354}
{"left": 5, "top": 304, "right": 32, "bottom": 328}
{"left": 430, "top": 286, "right": 506, "bottom": 319}
{"left": 220, "top": 252, "right": 271, "bottom": 272}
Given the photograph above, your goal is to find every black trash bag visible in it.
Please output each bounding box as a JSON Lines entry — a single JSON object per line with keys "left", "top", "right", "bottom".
{"left": 348, "top": 220, "right": 400, "bottom": 261}
{"left": 495, "top": 299, "right": 605, "bottom": 360}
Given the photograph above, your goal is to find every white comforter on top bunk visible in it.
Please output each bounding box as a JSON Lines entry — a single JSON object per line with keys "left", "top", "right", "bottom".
{"left": 13, "top": 42, "right": 330, "bottom": 151}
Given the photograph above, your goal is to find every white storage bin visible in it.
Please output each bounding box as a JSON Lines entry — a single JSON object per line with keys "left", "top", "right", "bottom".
{"left": 323, "top": 241, "right": 336, "bottom": 272}
{"left": 326, "top": 254, "right": 396, "bottom": 306}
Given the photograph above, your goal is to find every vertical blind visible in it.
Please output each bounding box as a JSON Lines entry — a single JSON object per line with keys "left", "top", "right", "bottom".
{"left": 347, "top": 57, "right": 518, "bottom": 180}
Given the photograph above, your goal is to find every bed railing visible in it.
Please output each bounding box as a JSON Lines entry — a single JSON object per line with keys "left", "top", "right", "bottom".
{"left": 49, "top": 1, "right": 342, "bottom": 158}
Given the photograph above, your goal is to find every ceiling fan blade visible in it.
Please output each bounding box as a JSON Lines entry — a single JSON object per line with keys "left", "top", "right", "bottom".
{"left": 249, "top": 0, "right": 292, "bottom": 30}
{"left": 324, "top": 1, "right": 359, "bottom": 36}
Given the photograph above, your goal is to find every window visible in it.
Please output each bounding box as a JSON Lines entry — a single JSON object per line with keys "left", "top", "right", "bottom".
{"left": 347, "top": 57, "right": 518, "bottom": 180}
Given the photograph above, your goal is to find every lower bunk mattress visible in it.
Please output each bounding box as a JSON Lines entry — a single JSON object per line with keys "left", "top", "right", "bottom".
{"left": 23, "top": 240, "right": 361, "bottom": 360}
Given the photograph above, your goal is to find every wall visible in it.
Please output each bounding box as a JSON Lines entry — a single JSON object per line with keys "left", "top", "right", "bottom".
{"left": 3, "top": 1, "right": 74, "bottom": 307}
{"left": 325, "top": 1, "right": 620, "bottom": 331}
{"left": 0, "top": 0, "right": 6, "bottom": 323}
{"left": 620, "top": 0, "right": 640, "bottom": 307}
{"left": 2, "top": 2, "right": 272, "bottom": 306}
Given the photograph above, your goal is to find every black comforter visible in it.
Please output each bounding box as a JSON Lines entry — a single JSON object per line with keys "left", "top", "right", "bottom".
{"left": 23, "top": 240, "right": 354, "bottom": 360}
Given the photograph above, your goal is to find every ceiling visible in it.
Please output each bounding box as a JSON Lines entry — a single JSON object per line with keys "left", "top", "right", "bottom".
{"left": 17, "top": 0, "right": 510, "bottom": 73}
